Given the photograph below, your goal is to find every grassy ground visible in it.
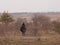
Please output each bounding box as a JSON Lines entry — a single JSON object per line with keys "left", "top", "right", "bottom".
{"left": 0, "top": 34, "right": 60, "bottom": 45}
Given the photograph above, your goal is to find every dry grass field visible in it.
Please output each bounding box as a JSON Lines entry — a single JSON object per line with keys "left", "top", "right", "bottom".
{"left": 0, "top": 33, "right": 60, "bottom": 45}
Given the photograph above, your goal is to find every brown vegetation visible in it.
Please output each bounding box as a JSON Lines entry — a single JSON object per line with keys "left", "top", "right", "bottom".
{"left": 0, "top": 12, "right": 60, "bottom": 45}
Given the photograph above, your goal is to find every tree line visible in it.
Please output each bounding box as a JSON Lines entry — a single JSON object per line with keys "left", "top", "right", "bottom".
{"left": 0, "top": 11, "right": 60, "bottom": 37}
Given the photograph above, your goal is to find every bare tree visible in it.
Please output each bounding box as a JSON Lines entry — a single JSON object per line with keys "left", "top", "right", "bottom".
{"left": 52, "top": 21, "right": 60, "bottom": 34}
{"left": 32, "top": 15, "right": 51, "bottom": 36}
{"left": 32, "top": 15, "right": 39, "bottom": 36}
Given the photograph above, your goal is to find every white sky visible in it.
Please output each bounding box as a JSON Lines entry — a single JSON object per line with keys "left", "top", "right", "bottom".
{"left": 0, "top": 0, "right": 60, "bottom": 12}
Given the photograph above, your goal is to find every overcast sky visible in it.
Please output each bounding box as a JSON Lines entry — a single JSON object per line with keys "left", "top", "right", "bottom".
{"left": 0, "top": 0, "right": 60, "bottom": 13}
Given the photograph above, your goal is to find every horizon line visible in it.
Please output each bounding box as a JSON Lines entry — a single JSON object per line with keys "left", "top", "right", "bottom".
{"left": 0, "top": 11, "right": 60, "bottom": 13}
